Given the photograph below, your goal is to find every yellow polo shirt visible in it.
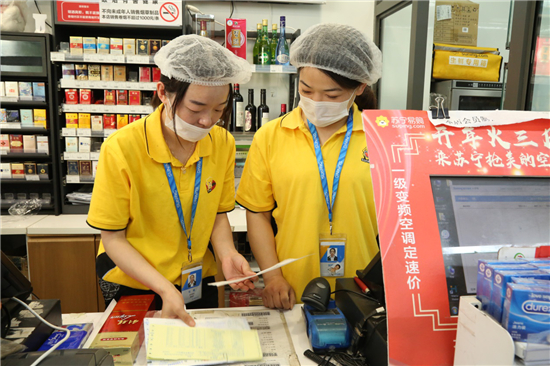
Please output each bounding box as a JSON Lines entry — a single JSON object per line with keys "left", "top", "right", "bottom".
{"left": 236, "top": 105, "right": 379, "bottom": 299}
{"left": 87, "top": 104, "right": 235, "bottom": 290}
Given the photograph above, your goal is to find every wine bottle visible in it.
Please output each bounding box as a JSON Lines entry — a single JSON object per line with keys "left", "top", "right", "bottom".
{"left": 259, "top": 19, "right": 272, "bottom": 65}
{"left": 279, "top": 103, "right": 287, "bottom": 117}
{"left": 245, "top": 89, "right": 257, "bottom": 132}
{"left": 232, "top": 84, "right": 244, "bottom": 132}
{"left": 270, "top": 23, "right": 278, "bottom": 62}
{"left": 275, "top": 16, "right": 290, "bottom": 66}
{"left": 257, "top": 89, "right": 269, "bottom": 127}
{"left": 200, "top": 21, "right": 208, "bottom": 37}
{"left": 252, "top": 23, "right": 262, "bottom": 64}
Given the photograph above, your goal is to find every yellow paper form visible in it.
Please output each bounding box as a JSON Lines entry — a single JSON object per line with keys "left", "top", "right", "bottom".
{"left": 146, "top": 324, "right": 263, "bottom": 362}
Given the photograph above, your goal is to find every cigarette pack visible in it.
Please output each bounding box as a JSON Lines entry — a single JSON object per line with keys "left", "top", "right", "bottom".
{"left": 110, "top": 38, "right": 123, "bottom": 55}
{"left": 0, "top": 109, "right": 5, "bottom": 123}
{"left": 137, "top": 39, "right": 149, "bottom": 55}
{"left": 78, "top": 113, "right": 91, "bottom": 129}
{"left": 114, "top": 65, "right": 127, "bottom": 82}
{"left": 67, "top": 161, "right": 79, "bottom": 175}
{"left": 123, "top": 38, "right": 136, "bottom": 55}
{"left": 36, "top": 136, "right": 49, "bottom": 154}
{"left": 152, "top": 67, "right": 161, "bottom": 82}
{"left": 11, "top": 163, "right": 25, "bottom": 179}
{"left": 0, "top": 163, "right": 11, "bottom": 179}
{"left": 149, "top": 39, "right": 161, "bottom": 55}
{"left": 66, "top": 113, "right": 79, "bottom": 128}
{"left": 89, "top": 64, "right": 101, "bottom": 81}
{"left": 116, "top": 90, "right": 128, "bottom": 105}
{"left": 0, "top": 82, "right": 4, "bottom": 97}
{"left": 65, "top": 89, "right": 79, "bottom": 104}
{"left": 92, "top": 161, "right": 98, "bottom": 178}
{"left": 79, "top": 161, "right": 92, "bottom": 177}
{"left": 129, "top": 114, "right": 140, "bottom": 123}
{"left": 104, "top": 114, "right": 116, "bottom": 129}
{"left": 90, "top": 295, "right": 155, "bottom": 366}
{"left": 18, "top": 82, "right": 33, "bottom": 100}
{"left": 33, "top": 109, "right": 47, "bottom": 128}
{"left": 75, "top": 64, "right": 88, "bottom": 80}
{"left": 128, "top": 70, "right": 138, "bottom": 82}
{"left": 139, "top": 67, "right": 151, "bottom": 82}
{"left": 0, "top": 134, "right": 9, "bottom": 151}
{"left": 101, "top": 65, "right": 114, "bottom": 81}
{"left": 7, "top": 110, "right": 20, "bottom": 122}
{"left": 83, "top": 37, "right": 97, "bottom": 54}
{"left": 32, "top": 82, "right": 46, "bottom": 101}
{"left": 162, "top": 40, "right": 170, "bottom": 47}
{"left": 117, "top": 114, "right": 128, "bottom": 129}
{"left": 91, "top": 115, "right": 103, "bottom": 131}
{"left": 129, "top": 91, "right": 141, "bottom": 105}
{"left": 5, "top": 82, "right": 18, "bottom": 98}
{"left": 97, "top": 37, "right": 110, "bottom": 54}
{"left": 70, "top": 36, "right": 83, "bottom": 55}
{"left": 38, "top": 323, "right": 94, "bottom": 351}
{"left": 37, "top": 163, "right": 49, "bottom": 179}
{"left": 104, "top": 90, "right": 116, "bottom": 106}
{"left": 79, "top": 89, "right": 92, "bottom": 105}
{"left": 9, "top": 135, "right": 23, "bottom": 152}
{"left": 23, "top": 135, "right": 36, "bottom": 153}
{"left": 79, "top": 137, "right": 91, "bottom": 153}
{"left": 62, "top": 64, "right": 76, "bottom": 79}
{"left": 65, "top": 137, "right": 78, "bottom": 152}
{"left": 24, "top": 162, "right": 36, "bottom": 175}
{"left": 20, "top": 109, "right": 34, "bottom": 127}
{"left": 225, "top": 18, "right": 247, "bottom": 59}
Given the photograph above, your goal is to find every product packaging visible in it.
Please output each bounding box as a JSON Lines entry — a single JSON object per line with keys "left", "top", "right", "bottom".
{"left": 37, "top": 163, "right": 48, "bottom": 179}
{"left": 161, "top": 40, "right": 170, "bottom": 47}
{"left": 149, "top": 39, "right": 161, "bottom": 55}
{"left": 104, "top": 90, "right": 116, "bottom": 105}
{"left": 129, "top": 114, "right": 140, "bottom": 123}
{"left": 75, "top": 64, "right": 89, "bottom": 80}
{"left": 6, "top": 110, "right": 20, "bottom": 122}
{"left": 129, "top": 91, "right": 141, "bottom": 105}
{"left": 117, "top": 114, "right": 128, "bottom": 129}
{"left": 65, "top": 137, "right": 78, "bottom": 152}
{"left": 62, "top": 64, "right": 76, "bottom": 79}
{"left": 32, "top": 82, "right": 46, "bottom": 101}
{"left": 24, "top": 162, "right": 36, "bottom": 175}
{"left": 91, "top": 115, "right": 103, "bottom": 131}
{"left": 78, "top": 113, "right": 91, "bottom": 129}
{"left": 137, "top": 39, "right": 149, "bottom": 55}
{"left": 225, "top": 18, "right": 247, "bottom": 59}
{"left": 65, "top": 89, "right": 79, "bottom": 104}
{"left": 83, "top": 37, "right": 97, "bottom": 54}
{"left": 101, "top": 65, "right": 114, "bottom": 81}
{"left": 79, "top": 161, "right": 92, "bottom": 177}
{"left": 89, "top": 64, "right": 101, "bottom": 81}
{"left": 67, "top": 161, "right": 79, "bottom": 175}
{"left": 0, "top": 163, "right": 12, "bottom": 178}
{"left": 139, "top": 67, "right": 151, "bottom": 82}
{"left": 114, "top": 65, "right": 127, "bottom": 82}
{"left": 20, "top": 110, "right": 34, "bottom": 127}
{"left": 152, "top": 67, "right": 161, "bottom": 82}
{"left": 9, "top": 134, "right": 23, "bottom": 152}
{"left": 79, "top": 89, "right": 92, "bottom": 105}
{"left": 123, "top": 39, "right": 136, "bottom": 55}
{"left": 0, "top": 109, "right": 6, "bottom": 123}
{"left": 11, "top": 163, "right": 25, "bottom": 179}
{"left": 116, "top": 90, "right": 128, "bottom": 105}
{"left": 23, "top": 135, "right": 36, "bottom": 153}
{"left": 97, "top": 37, "right": 110, "bottom": 54}
{"left": 104, "top": 114, "right": 116, "bottom": 129}
{"left": 433, "top": 0, "right": 479, "bottom": 46}
{"left": 33, "top": 109, "right": 47, "bottom": 128}
{"left": 110, "top": 38, "right": 123, "bottom": 55}
{"left": 128, "top": 69, "right": 139, "bottom": 82}
{"left": 18, "top": 82, "right": 33, "bottom": 100}
{"left": 36, "top": 136, "right": 49, "bottom": 154}
{"left": 5, "top": 82, "right": 18, "bottom": 98}
{"left": 70, "top": 36, "right": 83, "bottom": 55}
{"left": 38, "top": 323, "right": 93, "bottom": 351}
{"left": 92, "top": 161, "right": 98, "bottom": 178}
{"left": 79, "top": 137, "right": 91, "bottom": 153}
{"left": 0, "top": 134, "right": 9, "bottom": 151}
{"left": 66, "top": 113, "right": 79, "bottom": 128}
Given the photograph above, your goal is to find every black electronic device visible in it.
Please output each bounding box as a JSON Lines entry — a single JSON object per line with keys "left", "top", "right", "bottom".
{"left": 3, "top": 349, "right": 114, "bottom": 366}
{"left": 356, "top": 251, "right": 385, "bottom": 306}
{"left": 301, "top": 277, "right": 331, "bottom": 311}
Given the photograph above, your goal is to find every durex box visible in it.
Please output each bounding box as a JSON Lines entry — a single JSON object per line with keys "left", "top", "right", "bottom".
{"left": 513, "top": 277, "right": 550, "bottom": 286}
{"left": 490, "top": 269, "right": 550, "bottom": 322}
{"left": 90, "top": 295, "right": 154, "bottom": 366}
{"left": 502, "top": 283, "right": 550, "bottom": 342}
{"left": 476, "top": 259, "right": 528, "bottom": 309}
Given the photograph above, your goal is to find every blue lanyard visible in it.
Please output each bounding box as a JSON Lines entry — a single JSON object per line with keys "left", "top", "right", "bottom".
{"left": 308, "top": 111, "right": 354, "bottom": 235}
{"left": 164, "top": 158, "right": 202, "bottom": 263}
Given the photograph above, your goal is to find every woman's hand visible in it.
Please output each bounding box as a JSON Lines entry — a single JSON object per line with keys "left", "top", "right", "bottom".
{"left": 262, "top": 274, "right": 296, "bottom": 310}
{"left": 159, "top": 286, "right": 196, "bottom": 327}
{"left": 221, "top": 252, "right": 258, "bottom": 291}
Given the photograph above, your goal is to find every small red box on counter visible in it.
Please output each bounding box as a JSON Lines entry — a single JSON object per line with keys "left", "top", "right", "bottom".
{"left": 79, "top": 89, "right": 92, "bottom": 105}
{"left": 139, "top": 67, "right": 151, "bottom": 83}
{"left": 116, "top": 90, "right": 128, "bottom": 105}
{"left": 225, "top": 18, "right": 247, "bottom": 60}
{"left": 103, "top": 114, "right": 116, "bottom": 129}
{"left": 229, "top": 288, "right": 264, "bottom": 307}
{"left": 129, "top": 91, "right": 141, "bottom": 105}
{"left": 65, "top": 89, "right": 79, "bottom": 104}
{"left": 152, "top": 67, "right": 161, "bottom": 82}
{"left": 104, "top": 90, "right": 116, "bottom": 106}
{"left": 129, "top": 114, "right": 140, "bottom": 123}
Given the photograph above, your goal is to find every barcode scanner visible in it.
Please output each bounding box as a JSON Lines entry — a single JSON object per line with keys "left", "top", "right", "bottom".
{"left": 301, "top": 277, "right": 331, "bottom": 312}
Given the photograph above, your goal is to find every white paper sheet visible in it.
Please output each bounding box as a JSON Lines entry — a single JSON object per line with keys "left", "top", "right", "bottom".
{"left": 428, "top": 110, "right": 550, "bottom": 128}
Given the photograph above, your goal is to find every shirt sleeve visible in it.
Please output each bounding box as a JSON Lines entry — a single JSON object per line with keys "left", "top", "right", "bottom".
{"left": 236, "top": 129, "right": 275, "bottom": 212}
{"left": 87, "top": 140, "right": 131, "bottom": 231}
{"left": 218, "top": 134, "right": 236, "bottom": 213}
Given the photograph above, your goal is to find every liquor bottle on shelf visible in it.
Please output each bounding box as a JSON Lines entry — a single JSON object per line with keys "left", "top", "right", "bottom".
{"left": 232, "top": 84, "right": 244, "bottom": 132}
{"left": 279, "top": 103, "right": 287, "bottom": 117}
{"left": 245, "top": 89, "right": 257, "bottom": 132}
{"left": 253, "top": 23, "right": 262, "bottom": 64}
{"left": 200, "top": 21, "right": 208, "bottom": 37}
{"left": 259, "top": 19, "right": 272, "bottom": 65}
{"left": 270, "top": 23, "right": 278, "bottom": 61}
{"left": 275, "top": 16, "right": 290, "bottom": 66}
{"left": 257, "top": 89, "right": 269, "bottom": 127}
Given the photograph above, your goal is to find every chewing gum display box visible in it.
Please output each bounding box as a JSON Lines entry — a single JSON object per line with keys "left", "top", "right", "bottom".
{"left": 502, "top": 283, "right": 550, "bottom": 341}
{"left": 490, "top": 269, "right": 550, "bottom": 322}
{"left": 90, "top": 295, "right": 154, "bottom": 366}
{"left": 225, "top": 18, "right": 247, "bottom": 59}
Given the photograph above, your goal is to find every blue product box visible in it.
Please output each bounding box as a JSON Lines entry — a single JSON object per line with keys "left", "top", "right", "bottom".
{"left": 37, "top": 323, "right": 93, "bottom": 351}
{"left": 32, "top": 82, "right": 46, "bottom": 101}
{"left": 512, "top": 277, "right": 550, "bottom": 286}
{"left": 490, "top": 270, "right": 550, "bottom": 322}
{"left": 502, "top": 283, "right": 550, "bottom": 342}
{"left": 18, "top": 82, "right": 33, "bottom": 100}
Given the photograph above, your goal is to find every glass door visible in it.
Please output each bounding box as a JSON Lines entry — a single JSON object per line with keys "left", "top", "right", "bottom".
{"left": 526, "top": 0, "right": 550, "bottom": 111}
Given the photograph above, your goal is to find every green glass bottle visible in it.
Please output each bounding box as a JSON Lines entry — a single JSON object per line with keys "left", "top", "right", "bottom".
{"left": 252, "top": 23, "right": 262, "bottom": 64}
{"left": 259, "top": 19, "right": 271, "bottom": 65}
{"left": 270, "top": 23, "right": 278, "bottom": 62}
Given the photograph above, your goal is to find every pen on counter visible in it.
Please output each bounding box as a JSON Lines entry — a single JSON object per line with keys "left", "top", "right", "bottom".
{"left": 354, "top": 276, "right": 370, "bottom": 294}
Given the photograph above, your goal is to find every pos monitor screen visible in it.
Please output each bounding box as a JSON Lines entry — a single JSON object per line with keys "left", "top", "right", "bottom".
{"left": 430, "top": 176, "right": 550, "bottom": 315}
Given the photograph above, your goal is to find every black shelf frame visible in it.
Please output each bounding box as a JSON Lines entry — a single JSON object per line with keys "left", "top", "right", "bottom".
{"left": 1, "top": 32, "right": 60, "bottom": 215}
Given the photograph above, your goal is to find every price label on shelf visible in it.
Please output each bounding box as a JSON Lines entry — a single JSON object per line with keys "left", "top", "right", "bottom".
{"left": 250, "top": 65, "right": 257, "bottom": 72}
{"left": 104, "top": 129, "right": 117, "bottom": 138}
{"left": 62, "top": 128, "right": 77, "bottom": 137}
{"left": 66, "top": 175, "right": 80, "bottom": 184}
{"left": 77, "top": 128, "right": 92, "bottom": 137}
{"left": 105, "top": 54, "right": 125, "bottom": 63}
{"left": 25, "top": 175, "right": 40, "bottom": 181}
{"left": 50, "top": 52, "right": 66, "bottom": 62}
{"left": 270, "top": 65, "right": 283, "bottom": 73}
{"left": 89, "top": 105, "right": 101, "bottom": 113}
{"left": 0, "top": 122, "right": 22, "bottom": 129}
{"left": 126, "top": 55, "right": 151, "bottom": 64}
{"left": 99, "top": 82, "right": 110, "bottom": 89}
{"left": 0, "top": 150, "right": 7, "bottom": 155}
{"left": 90, "top": 152, "right": 100, "bottom": 161}
{"left": 83, "top": 54, "right": 105, "bottom": 63}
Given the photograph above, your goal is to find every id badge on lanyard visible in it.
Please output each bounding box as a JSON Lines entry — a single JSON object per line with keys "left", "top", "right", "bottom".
{"left": 308, "top": 111, "right": 353, "bottom": 278}
{"left": 164, "top": 158, "right": 203, "bottom": 303}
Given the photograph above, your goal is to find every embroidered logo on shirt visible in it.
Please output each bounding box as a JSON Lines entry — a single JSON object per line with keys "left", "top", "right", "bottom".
{"left": 361, "top": 147, "right": 370, "bottom": 163}
{"left": 205, "top": 178, "right": 216, "bottom": 193}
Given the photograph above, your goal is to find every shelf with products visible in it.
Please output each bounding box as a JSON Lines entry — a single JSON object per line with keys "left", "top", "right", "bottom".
{"left": 61, "top": 104, "right": 154, "bottom": 114}
{"left": 59, "top": 79, "right": 157, "bottom": 91}
{"left": 1, "top": 179, "right": 52, "bottom": 184}
{"left": 0, "top": 125, "right": 48, "bottom": 134}
{"left": 51, "top": 52, "right": 158, "bottom": 65}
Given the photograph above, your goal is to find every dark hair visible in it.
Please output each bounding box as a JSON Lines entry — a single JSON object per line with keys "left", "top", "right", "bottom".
{"left": 318, "top": 69, "right": 377, "bottom": 111}
{"left": 151, "top": 75, "right": 233, "bottom": 130}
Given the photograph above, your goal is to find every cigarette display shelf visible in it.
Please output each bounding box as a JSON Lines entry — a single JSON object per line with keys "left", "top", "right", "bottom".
{"left": 65, "top": 176, "right": 95, "bottom": 184}
{"left": 59, "top": 79, "right": 157, "bottom": 91}
{"left": 50, "top": 52, "right": 157, "bottom": 65}
{"left": 0, "top": 32, "right": 61, "bottom": 215}
{"left": 61, "top": 103, "right": 154, "bottom": 114}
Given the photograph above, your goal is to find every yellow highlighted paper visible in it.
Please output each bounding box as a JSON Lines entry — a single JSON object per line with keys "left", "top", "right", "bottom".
{"left": 146, "top": 324, "right": 263, "bottom": 362}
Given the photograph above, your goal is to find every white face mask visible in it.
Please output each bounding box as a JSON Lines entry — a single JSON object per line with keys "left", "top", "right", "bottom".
{"left": 164, "top": 99, "right": 215, "bottom": 142}
{"left": 299, "top": 90, "right": 356, "bottom": 128}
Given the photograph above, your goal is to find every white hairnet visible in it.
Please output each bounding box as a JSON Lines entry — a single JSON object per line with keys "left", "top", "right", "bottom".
{"left": 154, "top": 35, "right": 252, "bottom": 86}
{"left": 290, "top": 23, "right": 382, "bottom": 85}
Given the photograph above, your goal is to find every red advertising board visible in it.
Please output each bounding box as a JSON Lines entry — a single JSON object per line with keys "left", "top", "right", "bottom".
{"left": 362, "top": 110, "right": 550, "bottom": 365}
{"left": 57, "top": 1, "right": 100, "bottom": 23}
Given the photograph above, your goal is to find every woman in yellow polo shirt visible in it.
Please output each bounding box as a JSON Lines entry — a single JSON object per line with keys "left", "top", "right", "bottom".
{"left": 236, "top": 24, "right": 383, "bottom": 309}
{"left": 87, "top": 35, "right": 255, "bottom": 326}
